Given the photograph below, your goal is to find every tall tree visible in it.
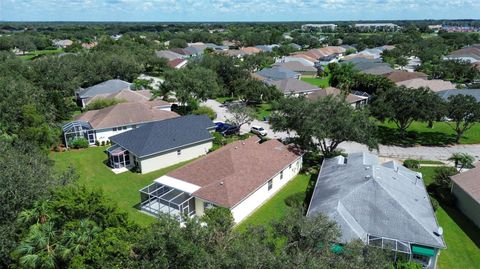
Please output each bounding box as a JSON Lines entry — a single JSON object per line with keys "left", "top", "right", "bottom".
{"left": 270, "top": 96, "right": 378, "bottom": 156}
{"left": 445, "top": 94, "right": 480, "bottom": 143}
{"left": 371, "top": 86, "right": 444, "bottom": 136}
{"left": 226, "top": 104, "right": 256, "bottom": 129}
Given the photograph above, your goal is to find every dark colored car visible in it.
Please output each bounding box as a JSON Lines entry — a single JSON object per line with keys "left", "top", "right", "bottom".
{"left": 217, "top": 123, "right": 240, "bottom": 136}
{"left": 214, "top": 121, "right": 225, "bottom": 132}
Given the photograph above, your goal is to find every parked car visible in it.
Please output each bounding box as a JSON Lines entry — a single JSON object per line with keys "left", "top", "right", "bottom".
{"left": 218, "top": 124, "right": 240, "bottom": 136}
{"left": 214, "top": 121, "right": 225, "bottom": 131}
{"left": 250, "top": 125, "right": 267, "bottom": 136}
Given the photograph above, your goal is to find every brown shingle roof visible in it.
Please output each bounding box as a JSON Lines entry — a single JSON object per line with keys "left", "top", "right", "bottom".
{"left": 451, "top": 163, "right": 480, "bottom": 203}
{"left": 167, "top": 137, "right": 302, "bottom": 208}
{"left": 241, "top": 47, "right": 262, "bottom": 55}
{"left": 268, "top": 78, "right": 320, "bottom": 94}
{"left": 384, "top": 71, "right": 428, "bottom": 83}
{"left": 396, "top": 78, "right": 456, "bottom": 92}
{"left": 85, "top": 89, "right": 170, "bottom": 108}
{"left": 307, "top": 87, "right": 367, "bottom": 104}
{"left": 75, "top": 102, "right": 178, "bottom": 129}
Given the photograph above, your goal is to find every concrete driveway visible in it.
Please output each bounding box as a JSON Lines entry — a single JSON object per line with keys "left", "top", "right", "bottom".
{"left": 203, "top": 99, "right": 480, "bottom": 161}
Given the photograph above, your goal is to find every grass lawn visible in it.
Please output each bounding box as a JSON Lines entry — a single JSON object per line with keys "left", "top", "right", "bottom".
{"left": 254, "top": 103, "right": 273, "bottom": 121}
{"left": 215, "top": 96, "right": 236, "bottom": 104}
{"left": 236, "top": 173, "right": 313, "bottom": 231}
{"left": 18, "top": 48, "right": 63, "bottom": 60}
{"left": 377, "top": 121, "right": 480, "bottom": 146}
{"left": 50, "top": 146, "right": 190, "bottom": 226}
{"left": 416, "top": 167, "right": 480, "bottom": 269}
{"left": 301, "top": 76, "right": 330, "bottom": 88}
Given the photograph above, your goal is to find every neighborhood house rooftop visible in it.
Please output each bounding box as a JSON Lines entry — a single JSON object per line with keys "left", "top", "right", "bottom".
{"left": 307, "top": 152, "right": 445, "bottom": 249}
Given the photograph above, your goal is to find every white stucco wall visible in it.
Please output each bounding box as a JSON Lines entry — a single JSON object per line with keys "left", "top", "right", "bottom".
{"left": 138, "top": 141, "right": 213, "bottom": 174}
{"left": 94, "top": 123, "right": 148, "bottom": 144}
{"left": 230, "top": 157, "right": 303, "bottom": 223}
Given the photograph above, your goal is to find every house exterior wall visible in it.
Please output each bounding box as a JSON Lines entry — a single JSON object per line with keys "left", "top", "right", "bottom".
{"left": 452, "top": 183, "right": 480, "bottom": 228}
{"left": 230, "top": 157, "right": 303, "bottom": 223}
{"left": 138, "top": 141, "right": 213, "bottom": 174}
{"left": 95, "top": 125, "right": 141, "bottom": 144}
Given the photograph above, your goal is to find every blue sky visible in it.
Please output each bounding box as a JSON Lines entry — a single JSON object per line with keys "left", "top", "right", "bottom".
{"left": 1, "top": 0, "right": 479, "bottom": 22}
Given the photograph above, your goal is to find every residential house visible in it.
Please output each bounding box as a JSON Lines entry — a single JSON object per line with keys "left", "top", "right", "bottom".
{"left": 307, "top": 87, "right": 369, "bottom": 108}
{"left": 62, "top": 102, "right": 178, "bottom": 148}
{"left": 139, "top": 137, "right": 303, "bottom": 223}
{"left": 255, "top": 44, "right": 279, "bottom": 53}
{"left": 81, "top": 41, "right": 98, "bottom": 49}
{"left": 444, "top": 45, "right": 480, "bottom": 63}
{"left": 273, "top": 61, "right": 318, "bottom": 76}
{"left": 307, "top": 152, "right": 445, "bottom": 269}
{"left": 436, "top": 89, "right": 480, "bottom": 102}
{"left": 343, "top": 58, "right": 394, "bottom": 75}
{"left": 396, "top": 78, "right": 455, "bottom": 92}
{"left": 266, "top": 78, "right": 321, "bottom": 96}
{"left": 52, "top": 39, "right": 73, "bottom": 48}
{"left": 76, "top": 79, "right": 132, "bottom": 108}
{"left": 289, "top": 43, "right": 302, "bottom": 50}
{"left": 240, "top": 46, "right": 262, "bottom": 55}
{"left": 255, "top": 67, "right": 301, "bottom": 81}
{"left": 170, "top": 48, "right": 194, "bottom": 57}
{"left": 384, "top": 71, "right": 428, "bottom": 83}
{"left": 167, "top": 58, "right": 188, "bottom": 69}
{"left": 451, "top": 163, "right": 480, "bottom": 228}
{"left": 108, "top": 115, "right": 215, "bottom": 174}
{"left": 85, "top": 89, "right": 171, "bottom": 110}
{"left": 155, "top": 50, "right": 186, "bottom": 61}
{"left": 280, "top": 55, "right": 317, "bottom": 66}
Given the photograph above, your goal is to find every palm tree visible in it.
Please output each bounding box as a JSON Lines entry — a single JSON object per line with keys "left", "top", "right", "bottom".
{"left": 14, "top": 222, "right": 59, "bottom": 269}
{"left": 448, "top": 152, "right": 475, "bottom": 172}
{"left": 17, "top": 201, "right": 51, "bottom": 227}
{"left": 59, "top": 219, "right": 101, "bottom": 261}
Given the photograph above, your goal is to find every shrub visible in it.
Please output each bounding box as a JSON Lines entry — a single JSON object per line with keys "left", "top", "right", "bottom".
{"left": 95, "top": 140, "right": 100, "bottom": 146}
{"left": 395, "top": 261, "right": 423, "bottom": 269}
{"left": 403, "top": 159, "right": 420, "bottom": 169}
{"left": 71, "top": 138, "right": 89, "bottom": 149}
{"left": 285, "top": 192, "right": 306, "bottom": 208}
{"left": 101, "top": 141, "right": 105, "bottom": 146}
{"left": 430, "top": 196, "right": 439, "bottom": 212}
{"left": 192, "top": 106, "right": 216, "bottom": 120}
{"left": 434, "top": 167, "right": 457, "bottom": 189}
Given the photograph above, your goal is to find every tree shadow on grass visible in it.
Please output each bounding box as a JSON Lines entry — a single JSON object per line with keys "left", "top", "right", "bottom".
{"left": 441, "top": 204, "right": 480, "bottom": 249}
{"left": 377, "top": 126, "right": 456, "bottom": 146}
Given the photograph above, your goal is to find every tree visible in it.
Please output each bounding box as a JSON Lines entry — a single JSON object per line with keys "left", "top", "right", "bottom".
{"left": 371, "top": 86, "right": 444, "bottom": 136}
{"left": 271, "top": 96, "right": 378, "bottom": 156}
{"left": 433, "top": 166, "right": 458, "bottom": 189}
{"left": 329, "top": 63, "right": 358, "bottom": 92}
{"left": 448, "top": 152, "right": 475, "bottom": 171}
{"left": 226, "top": 104, "right": 256, "bottom": 129}
{"left": 233, "top": 78, "right": 282, "bottom": 103}
{"left": 169, "top": 38, "right": 188, "bottom": 48}
{"left": 158, "top": 66, "right": 222, "bottom": 107}
{"left": 445, "top": 94, "right": 480, "bottom": 143}
{"left": 192, "top": 106, "right": 217, "bottom": 120}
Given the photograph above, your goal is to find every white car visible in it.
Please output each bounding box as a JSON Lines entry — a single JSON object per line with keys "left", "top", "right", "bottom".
{"left": 250, "top": 125, "right": 267, "bottom": 136}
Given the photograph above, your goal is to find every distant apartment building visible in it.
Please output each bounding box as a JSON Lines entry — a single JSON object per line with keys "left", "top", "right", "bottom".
{"left": 301, "top": 24, "right": 337, "bottom": 31}
{"left": 354, "top": 23, "right": 400, "bottom": 32}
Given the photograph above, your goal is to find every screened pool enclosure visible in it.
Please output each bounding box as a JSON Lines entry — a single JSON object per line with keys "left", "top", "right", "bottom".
{"left": 62, "top": 121, "right": 95, "bottom": 148}
{"left": 107, "top": 144, "right": 131, "bottom": 169}
{"left": 139, "top": 182, "right": 196, "bottom": 220}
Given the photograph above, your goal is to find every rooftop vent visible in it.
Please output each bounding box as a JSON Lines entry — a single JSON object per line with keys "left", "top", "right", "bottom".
{"left": 365, "top": 175, "right": 371, "bottom": 179}
{"left": 434, "top": 227, "right": 444, "bottom": 236}
{"left": 234, "top": 146, "right": 238, "bottom": 149}
{"left": 219, "top": 181, "right": 224, "bottom": 185}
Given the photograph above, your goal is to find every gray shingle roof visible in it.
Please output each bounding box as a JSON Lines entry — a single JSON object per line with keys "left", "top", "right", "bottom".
{"left": 436, "top": 89, "right": 480, "bottom": 102}
{"left": 109, "top": 115, "right": 215, "bottom": 158}
{"left": 307, "top": 152, "right": 445, "bottom": 249}
{"left": 255, "top": 67, "right": 300, "bottom": 81}
{"left": 77, "top": 79, "right": 131, "bottom": 99}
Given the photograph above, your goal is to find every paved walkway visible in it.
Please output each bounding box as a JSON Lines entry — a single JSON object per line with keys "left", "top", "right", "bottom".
{"left": 203, "top": 99, "right": 480, "bottom": 161}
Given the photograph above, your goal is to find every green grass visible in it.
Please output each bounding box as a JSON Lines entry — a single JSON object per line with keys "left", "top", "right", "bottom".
{"left": 254, "top": 103, "right": 273, "bottom": 121}
{"left": 18, "top": 48, "right": 63, "bottom": 61}
{"left": 236, "top": 173, "right": 312, "bottom": 231}
{"left": 417, "top": 160, "right": 445, "bottom": 165}
{"left": 377, "top": 121, "right": 480, "bottom": 146}
{"left": 301, "top": 76, "right": 330, "bottom": 88}
{"left": 51, "top": 146, "right": 190, "bottom": 226}
{"left": 416, "top": 167, "right": 480, "bottom": 269}
{"left": 215, "top": 97, "right": 236, "bottom": 104}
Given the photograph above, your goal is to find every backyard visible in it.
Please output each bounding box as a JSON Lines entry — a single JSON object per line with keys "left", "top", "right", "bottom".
{"left": 51, "top": 146, "right": 189, "bottom": 226}
{"left": 301, "top": 75, "right": 330, "bottom": 88}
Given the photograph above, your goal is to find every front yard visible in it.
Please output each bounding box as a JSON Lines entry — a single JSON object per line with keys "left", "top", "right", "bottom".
{"left": 51, "top": 146, "right": 189, "bottom": 226}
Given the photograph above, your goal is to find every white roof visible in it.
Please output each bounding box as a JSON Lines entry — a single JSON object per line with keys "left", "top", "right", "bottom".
{"left": 154, "top": 175, "right": 201, "bottom": 194}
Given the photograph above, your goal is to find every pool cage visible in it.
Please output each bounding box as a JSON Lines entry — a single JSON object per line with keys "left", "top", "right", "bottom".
{"left": 367, "top": 234, "right": 412, "bottom": 261}
{"left": 139, "top": 182, "right": 196, "bottom": 221}
{"left": 107, "top": 144, "right": 131, "bottom": 169}
{"left": 62, "top": 121, "right": 94, "bottom": 148}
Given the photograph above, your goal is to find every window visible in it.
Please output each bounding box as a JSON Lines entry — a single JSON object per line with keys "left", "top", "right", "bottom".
{"left": 132, "top": 125, "right": 137, "bottom": 129}
{"left": 177, "top": 150, "right": 182, "bottom": 155}
{"left": 113, "top": 127, "right": 117, "bottom": 131}
{"left": 268, "top": 179, "right": 273, "bottom": 190}
{"left": 289, "top": 164, "right": 292, "bottom": 169}
{"left": 280, "top": 171, "right": 284, "bottom": 180}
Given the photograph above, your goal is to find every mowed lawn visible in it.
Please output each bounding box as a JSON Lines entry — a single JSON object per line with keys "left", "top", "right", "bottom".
{"left": 301, "top": 76, "right": 330, "bottom": 88}
{"left": 378, "top": 120, "right": 480, "bottom": 145}
{"left": 18, "top": 48, "right": 63, "bottom": 60}
{"left": 236, "top": 173, "right": 312, "bottom": 231}
{"left": 416, "top": 167, "right": 480, "bottom": 269}
{"left": 51, "top": 146, "right": 190, "bottom": 226}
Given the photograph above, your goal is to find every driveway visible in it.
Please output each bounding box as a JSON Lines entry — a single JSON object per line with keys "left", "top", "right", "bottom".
{"left": 203, "top": 99, "right": 480, "bottom": 161}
